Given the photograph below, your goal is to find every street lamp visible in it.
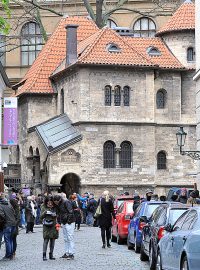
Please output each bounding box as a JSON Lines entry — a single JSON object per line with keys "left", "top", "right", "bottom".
{"left": 176, "top": 126, "right": 200, "bottom": 160}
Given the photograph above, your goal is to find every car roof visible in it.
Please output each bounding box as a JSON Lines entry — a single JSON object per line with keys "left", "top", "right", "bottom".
{"left": 157, "top": 203, "right": 189, "bottom": 210}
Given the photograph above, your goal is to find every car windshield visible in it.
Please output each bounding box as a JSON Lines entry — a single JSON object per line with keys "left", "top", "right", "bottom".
{"left": 168, "top": 209, "right": 188, "bottom": 225}
{"left": 117, "top": 200, "right": 124, "bottom": 208}
{"left": 126, "top": 203, "right": 133, "bottom": 213}
{"left": 145, "top": 204, "right": 162, "bottom": 218}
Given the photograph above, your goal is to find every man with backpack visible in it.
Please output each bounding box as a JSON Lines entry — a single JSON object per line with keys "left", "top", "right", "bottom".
{"left": 86, "top": 194, "right": 97, "bottom": 226}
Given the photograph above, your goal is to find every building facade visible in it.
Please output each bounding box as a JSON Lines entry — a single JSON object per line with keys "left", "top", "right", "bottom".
{"left": 11, "top": 0, "right": 197, "bottom": 197}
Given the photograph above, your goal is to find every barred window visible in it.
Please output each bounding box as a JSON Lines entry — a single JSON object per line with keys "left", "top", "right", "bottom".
{"left": 120, "top": 141, "right": 132, "bottom": 168}
{"left": 157, "top": 151, "right": 167, "bottom": 170}
{"left": 105, "top": 85, "right": 112, "bottom": 106}
{"left": 156, "top": 89, "right": 166, "bottom": 109}
{"left": 21, "top": 22, "right": 43, "bottom": 66}
{"left": 187, "top": 47, "right": 195, "bottom": 62}
{"left": 103, "top": 141, "right": 116, "bottom": 168}
{"left": 114, "top": 85, "right": 121, "bottom": 106}
{"left": 123, "top": 86, "right": 130, "bottom": 106}
{"left": 133, "top": 17, "right": 156, "bottom": 37}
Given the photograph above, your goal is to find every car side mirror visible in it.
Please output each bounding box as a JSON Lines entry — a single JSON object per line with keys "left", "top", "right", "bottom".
{"left": 140, "top": 215, "right": 148, "bottom": 223}
{"left": 164, "top": 223, "right": 173, "bottom": 232}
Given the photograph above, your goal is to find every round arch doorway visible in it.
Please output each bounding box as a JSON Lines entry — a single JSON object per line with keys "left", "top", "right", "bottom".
{"left": 60, "top": 173, "right": 80, "bottom": 198}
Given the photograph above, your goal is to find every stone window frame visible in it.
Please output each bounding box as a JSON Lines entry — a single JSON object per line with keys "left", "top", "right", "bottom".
{"left": 105, "top": 85, "right": 112, "bottom": 106}
{"left": 114, "top": 85, "right": 121, "bottom": 106}
{"left": 60, "top": 88, "right": 64, "bottom": 114}
{"left": 119, "top": 141, "right": 132, "bottom": 168}
{"left": 156, "top": 89, "right": 167, "bottom": 109}
{"left": 157, "top": 151, "right": 167, "bottom": 170}
{"left": 21, "top": 21, "right": 43, "bottom": 66}
{"left": 104, "top": 85, "right": 131, "bottom": 106}
{"left": 123, "top": 86, "right": 130, "bottom": 106}
{"left": 187, "top": 47, "right": 195, "bottom": 62}
{"left": 103, "top": 141, "right": 116, "bottom": 168}
{"left": 133, "top": 17, "right": 156, "bottom": 37}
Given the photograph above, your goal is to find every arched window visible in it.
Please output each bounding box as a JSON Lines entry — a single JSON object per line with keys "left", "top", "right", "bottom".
{"left": 106, "top": 19, "right": 117, "bottom": 29}
{"left": 120, "top": 141, "right": 132, "bottom": 168}
{"left": 123, "top": 86, "right": 130, "bottom": 106}
{"left": 103, "top": 141, "right": 116, "bottom": 168}
{"left": 156, "top": 89, "right": 166, "bottom": 109}
{"left": 61, "top": 89, "right": 64, "bottom": 114}
{"left": 29, "top": 146, "right": 33, "bottom": 156}
{"left": 157, "top": 151, "right": 167, "bottom": 170}
{"left": 187, "top": 47, "right": 195, "bottom": 62}
{"left": 105, "top": 85, "right": 112, "bottom": 106}
{"left": 133, "top": 17, "right": 156, "bottom": 37}
{"left": 21, "top": 22, "right": 43, "bottom": 66}
{"left": 114, "top": 85, "right": 121, "bottom": 106}
{"left": 0, "top": 35, "right": 6, "bottom": 66}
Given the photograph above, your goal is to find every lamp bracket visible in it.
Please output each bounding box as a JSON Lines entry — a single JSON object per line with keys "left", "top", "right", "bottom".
{"left": 180, "top": 150, "right": 200, "bottom": 160}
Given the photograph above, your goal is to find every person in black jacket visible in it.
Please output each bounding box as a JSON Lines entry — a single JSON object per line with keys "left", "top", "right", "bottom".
{"left": 53, "top": 194, "right": 75, "bottom": 260}
{"left": 97, "top": 190, "right": 115, "bottom": 248}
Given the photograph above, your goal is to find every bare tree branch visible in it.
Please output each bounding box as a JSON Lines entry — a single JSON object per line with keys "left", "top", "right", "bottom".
{"left": 22, "top": 0, "right": 63, "bottom": 16}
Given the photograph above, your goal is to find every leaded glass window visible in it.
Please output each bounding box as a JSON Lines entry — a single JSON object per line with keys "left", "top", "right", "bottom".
{"left": 103, "top": 141, "right": 115, "bottom": 168}
{"left": 123, "top": 86, "right": 130, "bottom": 106}
{"left": 0, "top": 35, "right": 6, "bottom": 66}
{"left": 114, "top": 85, "right": 121, "bottom": 106}
{"left": 105, "top": 85, "right": 111, "bottom": 106}
{"left": 187, "top": 47, "right": 195, "bottom": 62}
{"left": 120, "top": 141, "right": 132, "bottom": 168}
{"left": 156, "top": 90, "right": 166, "bottom": 109}
{"left": 21, "top": 22, "right": 43, "bottom": 66}
{"left": 157, "top": 151, "right": 167, "bottom": 170}
{"left": 133, "top": 17, "right": 156, "bottom": 37}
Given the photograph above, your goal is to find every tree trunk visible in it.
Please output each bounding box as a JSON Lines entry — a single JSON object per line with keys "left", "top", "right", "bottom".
{"left": 96, "top": 0, "right": 104, "bottom": 28}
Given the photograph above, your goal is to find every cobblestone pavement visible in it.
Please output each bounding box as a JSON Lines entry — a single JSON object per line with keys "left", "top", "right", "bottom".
{"left": 0, "top": 226, "right": 149, "bottom": 270}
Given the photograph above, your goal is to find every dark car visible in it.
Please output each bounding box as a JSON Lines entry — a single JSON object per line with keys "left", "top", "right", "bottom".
{"left": 140, "top": 203, "right": 189, "bottom": 270}
{"left": 127, "top": 201, "right": 166, "bottom": 253}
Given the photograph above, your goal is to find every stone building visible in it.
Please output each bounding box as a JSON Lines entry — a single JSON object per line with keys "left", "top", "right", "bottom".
{"left": 12, "top": 0, "right": 197, "bottom": 196}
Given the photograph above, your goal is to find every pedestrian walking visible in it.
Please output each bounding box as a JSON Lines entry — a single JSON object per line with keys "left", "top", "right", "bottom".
{"left": 97, "top": 190, "right": 115, "bottom": 249}
{"left": 40, "top": 195, "right": 59, "bottom": 261}
{"left": 25, "top": 195, "right": 37, "bottom": 233}
{"left": 0, "top": 192, "right": 17, "bottom": 260}
{"left": 53, "top": 194, "right": 76, "bottom": 260}
{"left": 77, "top": 193, "right": 88, "bottom": 224}
{"left": 9, "top": 193, "right": 20, "bottom": 258}
{"left": 86, "top": 194, "right": 97, "bottom": 226}
{"left": 69, "top": 195, "right": 81, "bottom": 230}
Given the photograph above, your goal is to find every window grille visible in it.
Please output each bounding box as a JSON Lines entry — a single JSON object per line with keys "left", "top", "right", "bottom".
{"left": 105, "top": 86, "right": 111, "bottom": 106}
{"left": 120, "top": 141, "right": 132, "bottom": 168}
{"left": 114, "top": 86, "right": 121, "bottom": 106}
{"left": 187, "top": 47, "right": 195, "bottom": 62}
{"left": 156, "top": 90, "right": 165, "bottom": 109}
{"left": 133, "top": 17, "right": 156, "bottom": 37}
{"left": 123, "top": 86, "right": 130, "bottom": 106}
{"left": 21, "top": 22, "right": 43, "bottom": 66}
{"left": 103, "top": 141, "right": 115, "bottom": 168}
{"left": 157, "top": 151, "right": 167, "bottom": 170}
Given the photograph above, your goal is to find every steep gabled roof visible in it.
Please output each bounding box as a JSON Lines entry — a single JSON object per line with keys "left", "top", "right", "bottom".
{"left": 124, "top": 37, "right": 184, "bottom": 70}
{"left": 14, "top": 16, "right": 98, "bottom": 97}
{"left": 156, "top": 0, "right": 195, "bottom": 36}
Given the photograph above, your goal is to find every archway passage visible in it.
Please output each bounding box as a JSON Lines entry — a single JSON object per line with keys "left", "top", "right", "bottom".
{"left": 60, "top": 173, "right": 80, "bottom": 198}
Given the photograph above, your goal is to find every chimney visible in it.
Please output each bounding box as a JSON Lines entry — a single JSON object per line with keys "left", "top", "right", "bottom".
{"left": 65, "top": 24, "right": 78, "bottom": 66}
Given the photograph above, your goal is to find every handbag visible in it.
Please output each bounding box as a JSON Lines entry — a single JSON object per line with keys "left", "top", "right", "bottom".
{"left": 94, "top": 199, "right": 102, "bottom": 218}
{"left": 43, "top": 218, "right": 54, "bottom": 227}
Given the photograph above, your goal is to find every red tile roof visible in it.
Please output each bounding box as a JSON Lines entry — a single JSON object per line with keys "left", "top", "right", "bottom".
{"left": 124, "top": 37, "right": 184, "bottom": 69}
{"left": 15, "top": 16, "right": 98, "bottom": 96}
{"left": 156, "top": 0, "right": 195, "bottom": 36}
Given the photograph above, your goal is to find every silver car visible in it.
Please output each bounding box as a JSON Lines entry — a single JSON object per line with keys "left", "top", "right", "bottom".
{"left": 157, "top": 207, "right": 200, "bottom": 270}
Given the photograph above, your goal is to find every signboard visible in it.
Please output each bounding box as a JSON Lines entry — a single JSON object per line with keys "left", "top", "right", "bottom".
{"left": 3, "top": 97, "right": 18, "bottom": 145}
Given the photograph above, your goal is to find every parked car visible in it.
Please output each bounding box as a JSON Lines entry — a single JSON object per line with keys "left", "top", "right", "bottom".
{"left": 157, "top": 207, "right": 200, "bottom": 270}
{"left": 127, "top": 201, "right": 166, "bottom": 253}
{"left": 140, "top": 202, "right": 189, "bottom": 270}
{"left": 112, "top": 200, "right": 134, "bottom": 244}
{"left": 113, "top": 195, "right": 134, "bottom": 214}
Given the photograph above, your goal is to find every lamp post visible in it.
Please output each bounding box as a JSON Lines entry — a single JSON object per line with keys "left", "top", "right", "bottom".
{"left": 176, "top": 126, "right": 200, "bottom": 160}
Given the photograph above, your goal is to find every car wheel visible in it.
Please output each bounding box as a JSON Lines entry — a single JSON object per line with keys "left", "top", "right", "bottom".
{"left": 149, "top": 245, "right": 156, "bottom": 270}
{"left": 181, "top": 255, "right": 189, "bottom": 270}
{"left": 127, "top": 235, "right": 134, "bottom": 250}
{"left": 117, "top": 229, "right": 123, "bottom": 245}
{"left": 140, "top": 241, "right": 148, "bottom": 261}
{"left": 156, "top": 250, "right": 163, "bottom": 270}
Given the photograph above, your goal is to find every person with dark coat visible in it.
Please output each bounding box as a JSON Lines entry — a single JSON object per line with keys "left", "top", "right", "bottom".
{"left": 177, "top": 188, "right": 188, "bottom": 204}
{"left": 53, "top": 195, "right": 76, "bottom": 260}
{"left": 86, "top": 194, "right": 97, "bottom": 226}
{"left": 25, "top": 195, "right": 37, "bottom": 233}
{"left": 69, "top": 195, "right": 81, "bottom": 230}
{"left": 9, "top": 194, "right": 20, "bottom": 258}
{"left": 40, "top": 195, "right": 58, "bottom": 261}
{"left": 133, "top": 194, "right": 140, "bottom": 212}
{"left": 98, "top": 190, "right": 115, "bottom": 249}
{"left": 0, "top": 192, "right": 17, "bottom": 260}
